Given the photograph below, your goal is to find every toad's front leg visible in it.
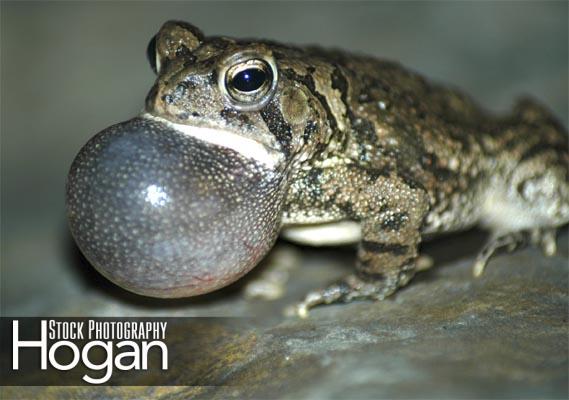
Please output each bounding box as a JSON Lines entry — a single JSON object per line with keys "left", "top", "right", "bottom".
{"left": 290, "top": 175, "right": 430, "bottom": 318}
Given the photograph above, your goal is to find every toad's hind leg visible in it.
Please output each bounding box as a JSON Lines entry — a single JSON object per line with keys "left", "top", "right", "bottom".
{"left": 288, "top": 175, "right": 430, "bottom": 318}
{"left": 476, "top": 137, "right": 568, "bottom": 276}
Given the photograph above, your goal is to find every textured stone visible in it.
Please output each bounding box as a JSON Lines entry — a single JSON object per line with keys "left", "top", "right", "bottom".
{"left": 3, "top": 229, "right": 567, "bottom": 399}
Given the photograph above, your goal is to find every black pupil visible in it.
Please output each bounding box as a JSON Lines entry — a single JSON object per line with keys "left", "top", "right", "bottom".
{"left": 232, "top": 67, "right": 267, "bottom": 92}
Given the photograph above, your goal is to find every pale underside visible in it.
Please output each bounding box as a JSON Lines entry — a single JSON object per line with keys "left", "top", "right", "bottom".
{"left": 281, "top": 221, "right": 361, "bottom": 246}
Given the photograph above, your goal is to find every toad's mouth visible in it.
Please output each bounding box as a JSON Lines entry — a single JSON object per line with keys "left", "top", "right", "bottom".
{"left": 141, "top": 113, "right": 284, "bottom": 169}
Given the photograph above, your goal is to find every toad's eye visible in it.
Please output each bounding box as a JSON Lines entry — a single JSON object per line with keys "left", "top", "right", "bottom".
{"left": 146, "top": 34, "right": 159, "bottom": 74}
{"left": 220, "top": 56, "right": 278, "bottom": 111}
{"left": 231, "top": 67, "right": 267, "bottom": 92}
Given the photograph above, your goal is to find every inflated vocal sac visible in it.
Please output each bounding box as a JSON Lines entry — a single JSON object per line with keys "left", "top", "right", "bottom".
{"left": 66, "top": 117, "right": 284, "bottom": 297}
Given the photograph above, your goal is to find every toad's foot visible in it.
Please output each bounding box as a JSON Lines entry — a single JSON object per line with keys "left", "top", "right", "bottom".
{"left": 285, "top": 273, "right": 401, "bottom": 318}
{"left": 415, "top": 254, "right": 434, "bottom": 271}
{"left": 284, "top": 255, "right": 433, "bottom": 318}
{"left": 243, "top": 245, "right": 300, "bottom": 300}
{"left": 472, "top": 228, "right": 560, "bottom": 277}
{"left": 472, "top": 231, "right": 527, "bottom": 277}
{"left": 530, "top": 228, "right": 557, "bottom": 257}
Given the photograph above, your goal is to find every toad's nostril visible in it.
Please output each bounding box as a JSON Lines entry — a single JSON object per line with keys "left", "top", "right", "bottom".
{"left": 66, "top": 116, "right": 284, "bottom": 298}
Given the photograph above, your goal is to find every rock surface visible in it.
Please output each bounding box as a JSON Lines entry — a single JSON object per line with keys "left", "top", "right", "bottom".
{"left": 3, "top": 229, "right": 568, "bottom": 399}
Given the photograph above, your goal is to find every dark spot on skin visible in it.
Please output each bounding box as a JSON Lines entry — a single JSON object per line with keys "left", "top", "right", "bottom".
{"left": 175, "top": 44, "right": 192, "bottom": 58}
{"left": 420, "top": 153, "right": 458, "bottom": 181}
{"left": 191, "top": 111, "right": 201, "bottom": 117}
{"left": 219, "top": 108, "right": 233, "bottom": 119}
{"left": 361, "top": 241, "right": 409, "bottom": 256}
{"left": 381, "top": 212, "right": 409, "bottom": 231}
{"left": 332, "top": 65, "right": 382, "bottom": 161}
{"left": 331, "top": 66, "right": 349, "bottom": 100}
{"left": 220, "top": 107, "right": 251, "bottom": 125}
{"left": 433, "top": 167, "right": 456, "bottom": 182}
{"left": 329, "top": 280, "right": 354, "bottom": 299}
{"left": 305, "top": 169, "right": 323, "bottom": 198}
{"left": 500, "top": 129, "right": 524, "bottom": 151}
{"left": 356, "top": 268, "right": 386, "bottom": 282}
{"left": 272, "top": 50, "right": 291, "bottom": 60}
{"left": 183, "top": 55, "right": 198, "bottom": 67}
{"left": 352, "top": 118, "right": 376, "bottom": 143}
{"left": 260, "top": 100, "right": 293, "bottom": 157}
{"left": 334, "top": 193, "right": 356, "bottom": 218}
{"left": 314, "top": 141, "right": 328, "bottom": 156}
{"left": 444, "top": 126, "right": 472, "bottom": 152}
{"left": 331, "top": 66, "right": 352, "bottom": 124}
{"left": 518, "top": 141, "right": 568, "bottom": 163}
{"left": 332, "top": 65, "right": 370, "bottom": 156}
{"left": 162, "top": 94, "right": 174, "bottom": 105}
{"left": 195, "top": 57, "right": 217, "bottom": 72}
{"left": 368, "top": 167, "right": 392, "bottom": 179}
{"left": 303, "top": 120, "right": 318, "bottom": 142}
{"left": 398, "top": 170, "right": 421, "bottom": 190}
{"left": 356, "top": 73, "right": 392, "bottom": 102}
{"left": 174, "top": 82, "right": 189, "bottom": 98}
{"left": 209, "top": 70, "right": 218, "bottom": 85}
